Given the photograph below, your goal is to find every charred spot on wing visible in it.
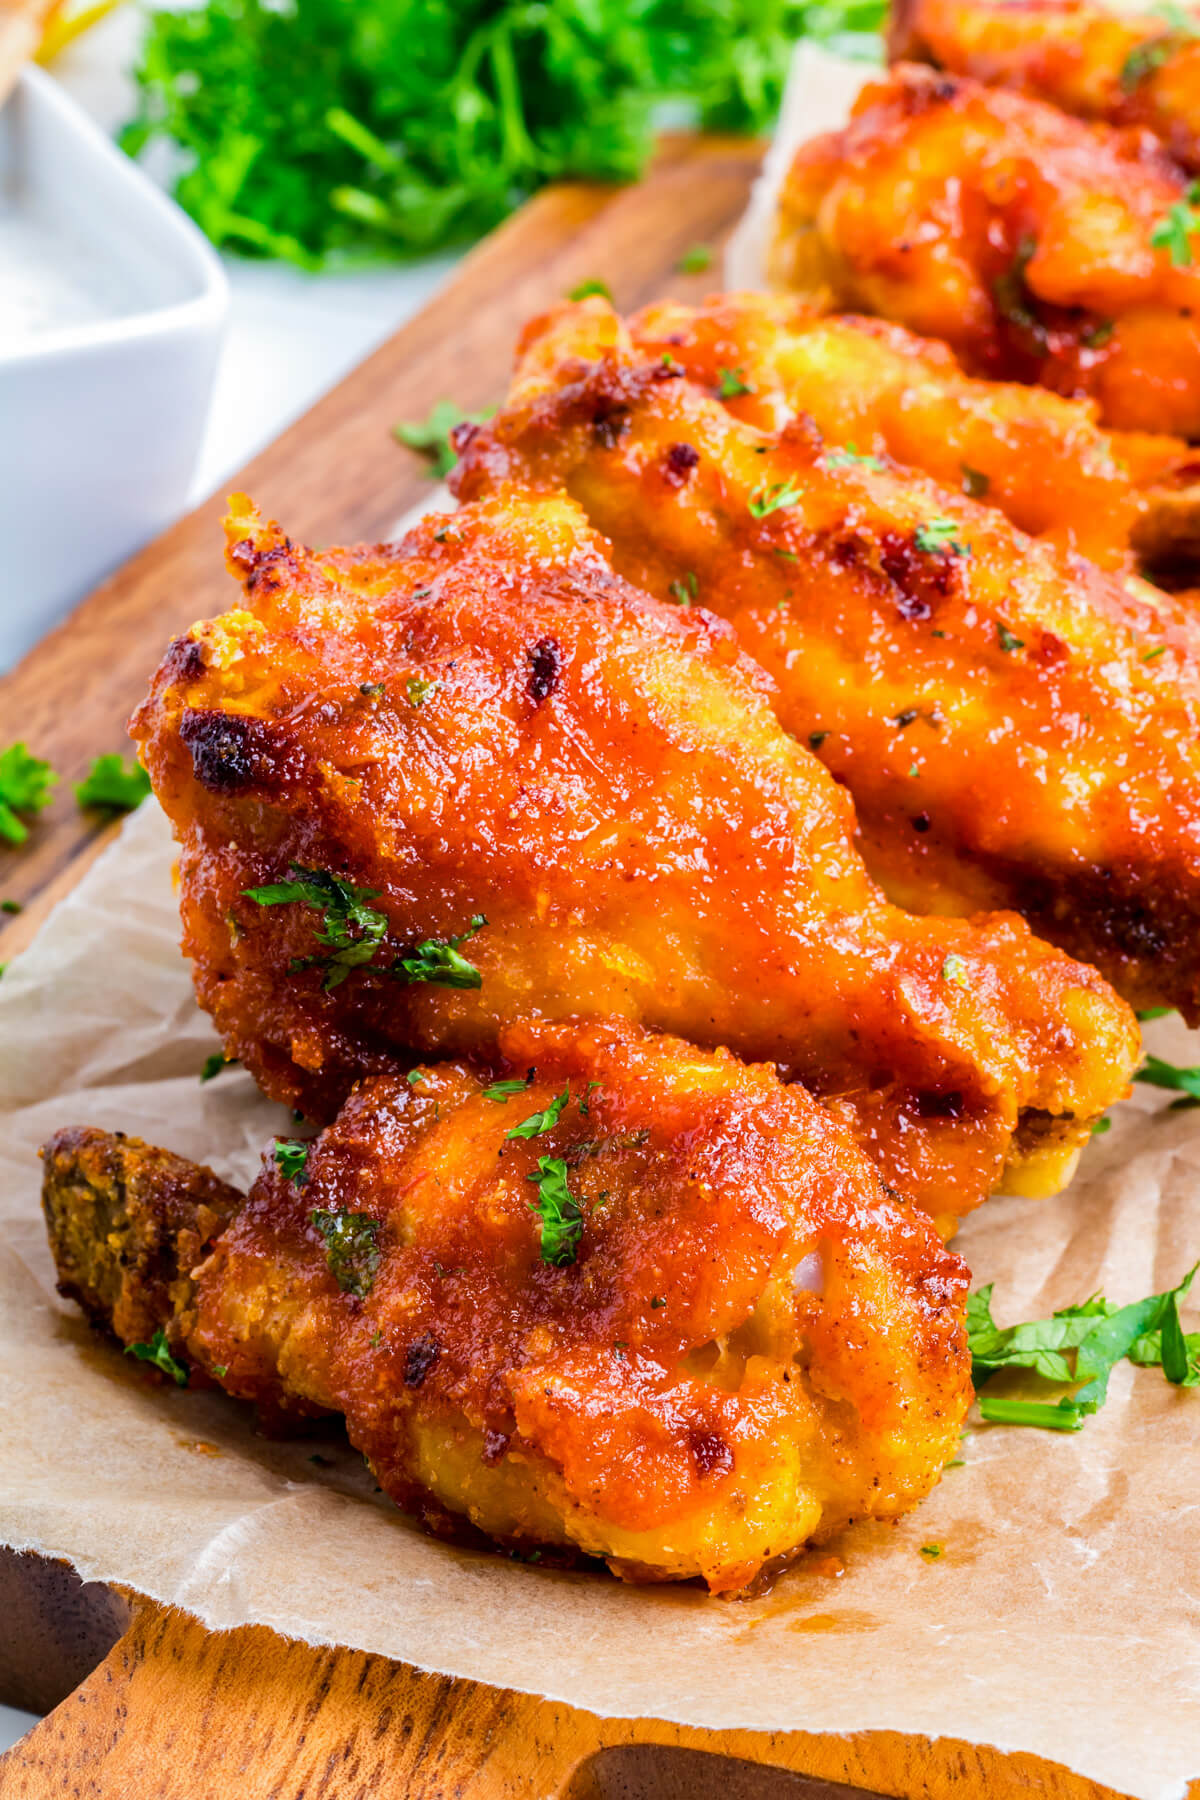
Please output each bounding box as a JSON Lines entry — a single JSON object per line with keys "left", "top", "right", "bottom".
{"left": 663, "top": 442, "right": 701, "bottom": 488}
{"left": 228, "top": 540, "right": 294, "bottom": 595}
{"left": 914, "top": 1090, "right": 965, "bottom": 1120}
{"left": 591, "top": 399, "right": 631, "bottom": 448}
{"left": 163, "top": 635, "right": 208, "bottom": 686}
{"left": 404, "top": 1332, "right": 441, "bottom": 1389}
{"left": 180, "top": 709, "right": 300, "bottom": 795}
{"left": 688, "top": 1427, "right": 734, "bottom": 1480}
{"left": 526, "top": 637, "right": 561, "bottom": 705}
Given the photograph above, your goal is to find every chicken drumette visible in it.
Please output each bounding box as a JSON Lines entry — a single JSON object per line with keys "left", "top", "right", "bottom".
{"left": 131, "top": 491, "right": 1136, "bottom": 1231}
{"left": 889, "top": 0, "right": 1200, "bottom": 175}
{"left": 630, "top": 291, "right": 1200, "bottom": 578}
{"left": 41, "top": 1020, "right": 972, "bottom": 1593}
{"left": 453, "top": 298, "right": 1200, "bottom": 1018}
{"left": 770, "top": 64, "right": 1200, "bottom": 439}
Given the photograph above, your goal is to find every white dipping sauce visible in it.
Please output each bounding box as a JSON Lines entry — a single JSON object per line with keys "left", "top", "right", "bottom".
{"left": 0, "top": 208, "right": 136, "bottom": 340}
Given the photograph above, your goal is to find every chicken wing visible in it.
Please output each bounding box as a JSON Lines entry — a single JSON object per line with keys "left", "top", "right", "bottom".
{"left": 40, "top": 1020, "right": 972, "bottom": 1592}
{"left": 629, "top": 290, "right": 1198, "bottom": 577}
{"left": 771, "top": 63, "right": 1200, "bottom": 438}
{"left": 889, "top": 0, "right": 1200, "bottom": 175}
{"left": 453, "top": 298, "right": 1200, "bottom": 1018}
{"left": 131, "top": 491, "right": 1136, "bottom": 1230}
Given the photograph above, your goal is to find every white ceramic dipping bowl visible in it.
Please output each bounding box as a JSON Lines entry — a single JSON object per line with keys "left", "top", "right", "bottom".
{"left": 0, "top": 65, "right": 227, "bottom": 672}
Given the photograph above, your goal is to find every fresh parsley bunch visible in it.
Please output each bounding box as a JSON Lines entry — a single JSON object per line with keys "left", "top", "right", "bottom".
{"left": 121, "top": 0, "right": 885, "bottom": 269}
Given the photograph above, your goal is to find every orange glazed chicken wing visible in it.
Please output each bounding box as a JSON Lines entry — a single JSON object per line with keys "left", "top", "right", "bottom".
{"left": 771, "top": 64, "right": 1200, "bottom": 439}
{"left": 131, "top": 491, "right": 1135, "bottom": 1230}
{"left": 453, "top": 298, "right": 1200, "bottom": 1019}
{"left": 41, "top": 1022, "right": 973, "bottom": 1592}
{"left": 889, "top": 0, "right": 1200, "bottom": 175}
{"left": 630, "top": 290, "right": 1198, "bottom": 578}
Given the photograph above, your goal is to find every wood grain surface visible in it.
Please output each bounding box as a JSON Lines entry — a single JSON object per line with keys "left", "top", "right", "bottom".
{"left": 0, "top": 1581, "right": 1175, "bottom": 1800}
{"left": 0, "top": 132, "right": 758, "bottom": 965}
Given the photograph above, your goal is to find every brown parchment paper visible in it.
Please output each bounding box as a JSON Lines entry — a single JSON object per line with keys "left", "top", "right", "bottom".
{"left": 2, "top": 800, "right": 1199, "bottom": 1797}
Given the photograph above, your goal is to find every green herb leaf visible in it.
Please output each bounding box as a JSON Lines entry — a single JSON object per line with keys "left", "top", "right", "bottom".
{"left": 1135, "top": 1052, "right": 1200, "bottom": 1101}
{"left": 1, "top": 899, "right": 22, "bottom": 915}
{"left": 394, "top": 401, "right": 492, "bottom": 479}
{"left": 677, "top": 243, "right": 712, "bottom": 273}
{"left": 941, "top": 952, "right": 970, "bottom": 988}
{"left": 482, "top": 1077, "right": 532, "bottom": 1102}
{"left": 914, "top": 517, "right": 970, "bottom": 557}
{"left": 75, "top": 754, "right": 151, "bottom": 814}
{"left": 0, "top": 743, "right": 57, "bottom": 845}
{"left": 507, "top": 1085, "right": 570, "bottom": 1140}
{"left": 245, "top": 864, "right": 389, "bottom": 990}
{"left": 274, "top": 1139, "right": 309, "bottom": 1182}
{"left": 310, "top": 1208, "right": 381, "bottom": 1298}
{"left": 826, "top": 445, "right": 885, "bottom": 472}
{"left": 569, "top": 278, "right": 612, "bottom": 301}
{"left": 394, "top": 913, "right": 486, "bottom": 989}
{"left": 750, "top": 478, "right": 803, "bottom": 519}
{"left": 201, "top": 1052, "right": 238, "bottom": 1082}
{"left": 668, "top": 571, "right": 699, "bottom": 605}
{"left": 996, "top": 621, "right": 1025, "bottom": 653}
{"left": 527, "top": 1156, "right": 583, "bottom": 1266}
{"left": 406, "top": 676, "right": 438, "bottom": 707}
{"left": 717, "top": 365, "right": 755, "bottom": 399}
{"left": 125, "top": 1326, "right": 188, "bottom": 1386}
{"left": 1151, "top": 181, "right": 1200, "bottom": 267}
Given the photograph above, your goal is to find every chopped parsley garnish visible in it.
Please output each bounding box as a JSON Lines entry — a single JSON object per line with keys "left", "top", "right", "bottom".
{"left": 1121, "top": 6, "right": 1199, "bottom": 89}
{"left": 245, "top": 865, "right": 389, "bottom": 990}
{"left": 75, "top": 754, "right": 151, "bottom": 814}
{"left": 310, "top": 1208, "right": 382, "bottom": 1298}
{"left": 507, "top": 1085, "right": 570, "bottom": 1140}
{"left": 941, "top": 953, "right": 969, "bottom": 988}
{"left": 274, "top": 1139, "right": 310, "bottom": 1182}
{"left": 919, "top": 1542, "right": 943, "bottom": 1560}
{"left": 482, "top": 1077, "right": 532, "bottom": 1102}
{"left": 1083, "top": 320, "right": 1115, "bottom": 350}
{"left": 914, "top": 517, "right": 970, "bottom": 557}
{"left": 1143, "top": 644, "right": 1167, "bottom": 662}
{"left": 360, "top": 680, "right": 386, "bottom": 698}
{"left": 1, "top": 899, "right": 22, "bottom": 915}
{"left": 407, "top": 1068, "right": 427, "bottom": 1086}
{"left": 569, "top": 278, "right": 612, "bottom": 302}
{"left": 826, "top": 445, "right": 885, "bottom": 472}
{"left": 749, "top": 478, "right": 803, "bottom": 518}
{"left": 394, "top": 913, "right": 486, "bottom": 989}
{"left": 393, "top": 401, "right": 491, "bottom": 478}
{"left": 1151, "top": 181, "right": 1200, "bottom": 266}
{"left": 677, "top": 243, "right": 712, "bottom": 273}
{"left": 201, "top": 1052, "right": 238, "bottom": 1082}
{"left": 717, "top": 365, "right": 755, "bottom": 399}
{"left": 960, "top": 464, "right": 989, "bottom": 498}
{"left": 1135, "top": 1052, "right": 1200, "bottom": 1106}
{"left": 996, "top": 621, "right": 1025, "bottom": 653}
{"left": 406, "top": 675, "right": 438, "bottom": 707}
{"left": 125, "top": 1326, "right": 188, "bottom": 1386}
{"left": 1092, "top": 1116, "right": 1112, "bottom": 1135}
{"left": 968, "top": 1264, "right": 1200, "bottom": 1430}
{"left": 0, "top": 743, "right": 57, "bottom": 844}
{"left": 992, "top": 234, "right": 1044, "bottom": 345}
{"left": 1138, "top": 1006, "right": 1174, "bottom": 1021}
{"left": 668, "top": 571, "right": 699, "bottom": 606}
{"left": 527, "top": 1156, "right": 583, "bottom": 1267}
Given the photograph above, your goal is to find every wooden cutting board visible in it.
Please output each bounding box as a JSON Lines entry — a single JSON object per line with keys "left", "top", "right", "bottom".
{"left": 0, "top": 135, "right": 1174, "bottom": 1800}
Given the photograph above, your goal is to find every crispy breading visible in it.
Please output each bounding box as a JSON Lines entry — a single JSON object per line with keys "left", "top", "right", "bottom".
{"left": 889, "top": 0, "right": 1200, "bottom": 174}
{"left": 630, "top": 291, "right": 1198, "bottom": 577}
{"left": 39, "top": 1023, "right": 973, "bottom": 1592}
{"left": 453, "top": 298, "right": 1200, "bottom": 1017}
{"left": 771, "top": 64, "right": 1200, "bottom": 438}
{"left": 131, "top": 490, "right": 1137, "bottom": 1230}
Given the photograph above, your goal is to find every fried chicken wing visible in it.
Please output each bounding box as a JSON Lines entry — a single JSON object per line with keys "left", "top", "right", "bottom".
{"left": 771, "top": 64, "right": 1200, "bottom": 438}
{"left": 131, "top": 491, "right": 1136, "bottom": 1229}
{"left": 889, "top": 0, "right": 1200, "bottom": 174}
{"left": 630, "top": 290, "right": 1197, "bottom": 576}
{"left": 453, "top": 298, "right": 1200, "bottom": 1018}
{"left": 40, "top": 1020, "right": 972, "bottom": 1592}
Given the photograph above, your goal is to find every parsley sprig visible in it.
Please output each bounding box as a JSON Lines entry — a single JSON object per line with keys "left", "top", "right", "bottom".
{"left": 75, "top": 754, "right": 151, "bottom": 814}
{"left": 1135, "top": 1052, "right": 1200, "bottom": 1108}
{"left": 311, "top": 1208, "right": 382, "bottom": 1298}
{"left": 1151, "top": 181, "right": 1200, "bottom": 267}
{"left": 121, "top": 0, "right": 885, "bottom": 270}
{"left": 245, "top": 865, "right": 389, "bottom": 990}
{"left": 395, "top": 914, "right": 487, "bottom": 989}
{"left": 125, "top": 1326, "right": 188, "bottom": 1386}
{"left": 914, "top": 517, "right": 970, "bottom": 558}
{"left": 527, "top": 1156, "right": 584, "bottom": 1267}
{"left": 394, "top": 401, "right": 493, "bottom": 478}
{"left": 969, "top": 1266, "right": 1199, "bottom": 1430}
{"left": 0, "top": 743, "right": 57, "bottom": 845}
{"left": 750, "top": 478, "right": 803, "bottom": 518}
{"left": 507, "top": 1086, "right": 570, "bottom": 1140}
